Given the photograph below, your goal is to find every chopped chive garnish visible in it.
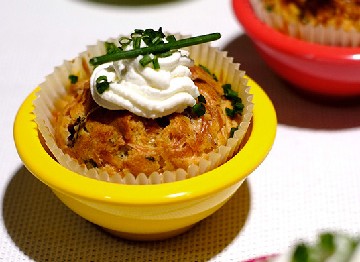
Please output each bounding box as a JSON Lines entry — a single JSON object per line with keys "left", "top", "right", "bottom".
{"left": 68, "top": 74, "right": 78, "bottom": 84}
{"left": 222, "top": 83, "right": 244, "bottom": 118}
{"left": 133, "top": 37, "right": 141, "bottom": 49}
{"left": 157, "top": 50, "right": 175, "bottom": 58}
{"left": 90, "top": 32, "right": 221, "bottom": 66}
{"left": 151, "top": 36, "right": 162, "bottom": 45}
{"left": 152, "top": 57, "right": 160, "bottom": 69}
{"left": 119, "top": 37, "right": 131, "bottom": 45}
{"left": 142, "top": 36, "right": 152, "bottom": 47}
{"left": 131, "top": 32, "right": 142, "bottom": 38}
{"left": 192, "top": 102, "right": 206, "bottom": 117}
{"left": 223, "top": 84, "right": 238, "bottom": 99}
{"left": 233, "top": 101, "right": 244, "bottom": 112}
{"left": 143, "top": 28, "right": 165, "bottom": 42}
{"left": 229, "top": 127, "right": 238, "bottom": 138}
{"left": 145, "top": 156, "right": 155, "bottom": 162}
{"left": 96, "top": 75, "right": 107, "bottom": 82}
{"left": 191, "top": 94, "right": 207, "bottom": 117}
{"left": 166, "top": 34, "right": 176, "bottom": 43}
{"left": 199, "top": 64, "right": 218, "bottom": 81}
{"left": 119, "top": 37, "right": 132, "bottom": 50}
{"left": 134, "top": 29, "right": 144, "bottom": 35}
{"left": 96, "top": 75, "right": 110, "bottom": 94}
{"left": 225, "top": 108, "right": 236, "bottom": 118}
{"left": 198, "top": 94, "right": 206, "bottom": 104}
{"left": 139, "top": 54, "right": 153, "bottom": 67}
{"left": 105, "top": 42, "right": 120, "bottom": 54}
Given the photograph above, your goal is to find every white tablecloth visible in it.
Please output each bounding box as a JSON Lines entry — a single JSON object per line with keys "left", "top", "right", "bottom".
{"left": 1, "top": 0, "right": 360, "bottom": 261}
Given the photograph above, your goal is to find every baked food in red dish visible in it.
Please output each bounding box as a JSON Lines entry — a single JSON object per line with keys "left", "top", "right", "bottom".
{"left": 251, "top": 0, "right": 360, "bottom": 46}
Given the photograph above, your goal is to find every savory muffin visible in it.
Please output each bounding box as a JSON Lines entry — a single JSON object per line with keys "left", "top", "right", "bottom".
{"left": 34, "top": 29, "right": 253, "bottom": 184}
{"left": 251, "top": 0, "right": 360, "bottom": 46}
{"left": 52, "top": 65, "right": 243, "bottom": 177}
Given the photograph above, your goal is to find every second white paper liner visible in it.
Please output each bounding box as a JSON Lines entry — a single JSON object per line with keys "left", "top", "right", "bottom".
{"left": 250, "top": 0, "right": 360, "bottom": 47}
{"left": 34, "top": 33, "right": 253, "bottom": 185}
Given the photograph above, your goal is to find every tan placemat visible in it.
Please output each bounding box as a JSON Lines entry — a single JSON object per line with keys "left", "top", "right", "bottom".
{"left": 3, "top": 166, "right": 250, "bottom": 262}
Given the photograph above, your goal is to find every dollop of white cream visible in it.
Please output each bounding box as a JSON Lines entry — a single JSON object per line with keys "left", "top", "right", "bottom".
{"left": 90, "top": 48, "right": 199, "bottom": 119}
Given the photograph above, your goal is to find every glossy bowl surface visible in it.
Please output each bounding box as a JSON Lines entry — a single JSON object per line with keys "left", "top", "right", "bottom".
{"left": 232, "top": 0, "right": 360, "bottom": 97}
{"left": 14, "top": 78, "right": 276, "bottom": 240}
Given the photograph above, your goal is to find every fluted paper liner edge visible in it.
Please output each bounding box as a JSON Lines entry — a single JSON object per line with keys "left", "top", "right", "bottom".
{"left": 33, "top": 33, "right": 253, "bottom": 185}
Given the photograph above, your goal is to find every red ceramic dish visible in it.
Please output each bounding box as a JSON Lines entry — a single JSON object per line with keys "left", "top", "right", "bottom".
{"left": 232, "top": 0, "right": 360, "bottom": 97}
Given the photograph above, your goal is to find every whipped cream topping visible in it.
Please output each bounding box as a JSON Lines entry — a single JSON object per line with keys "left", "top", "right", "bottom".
{"left": 90, "top": 46, "right": 199, "bottom": 119}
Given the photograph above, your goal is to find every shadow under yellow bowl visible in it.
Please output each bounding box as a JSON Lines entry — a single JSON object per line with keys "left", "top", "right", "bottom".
{"left": 13, "top": 77, "right": 276, "bottom": 241}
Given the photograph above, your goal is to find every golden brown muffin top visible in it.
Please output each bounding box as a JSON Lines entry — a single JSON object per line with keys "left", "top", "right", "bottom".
{"left": 52, "top": 65, "right": 243, "bottom": 177}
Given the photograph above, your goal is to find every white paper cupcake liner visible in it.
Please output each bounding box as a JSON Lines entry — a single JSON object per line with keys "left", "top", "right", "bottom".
{"left": 250, "top": 0, "right": 360, "bottom": 47}
{"left": 33, "top": 33, "right": 253, "bottom": 185}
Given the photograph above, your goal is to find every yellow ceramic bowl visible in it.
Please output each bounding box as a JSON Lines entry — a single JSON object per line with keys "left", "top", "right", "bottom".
{"left": 13, "top": 77, "right": 276, "bottom": 240}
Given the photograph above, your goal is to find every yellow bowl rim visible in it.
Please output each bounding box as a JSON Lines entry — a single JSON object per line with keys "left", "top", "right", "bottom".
{"left": 13, "top": 77, "right": 277, "bottom": 205}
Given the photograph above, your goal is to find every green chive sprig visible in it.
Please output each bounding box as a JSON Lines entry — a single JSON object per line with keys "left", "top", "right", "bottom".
{"left": 229, "top": 127, "right": 239, "bottom": 138}
{"left": 96, "top": 75, "right": 110, "bottom": 94}
{"left": 68, "top": 74, "right": 78, "bottom": 84}
{"left": 222, "top": 84, "right": 244, "bottom": 118}
{"left": 199, "top": 64, "right": 218, "bottom": 81}
{"left": 90, "top": 32, "right": 221, "bottom": 66}
{"left": 192, "top": 94, "right": 206, "bottom": 117}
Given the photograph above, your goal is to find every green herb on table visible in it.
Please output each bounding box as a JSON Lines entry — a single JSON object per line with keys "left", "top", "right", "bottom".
{"left": 287, "top": 232, "right": 360, "bottom": 262}
{"left": 293, "top": 244, "right": 309, "bottom": 262}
